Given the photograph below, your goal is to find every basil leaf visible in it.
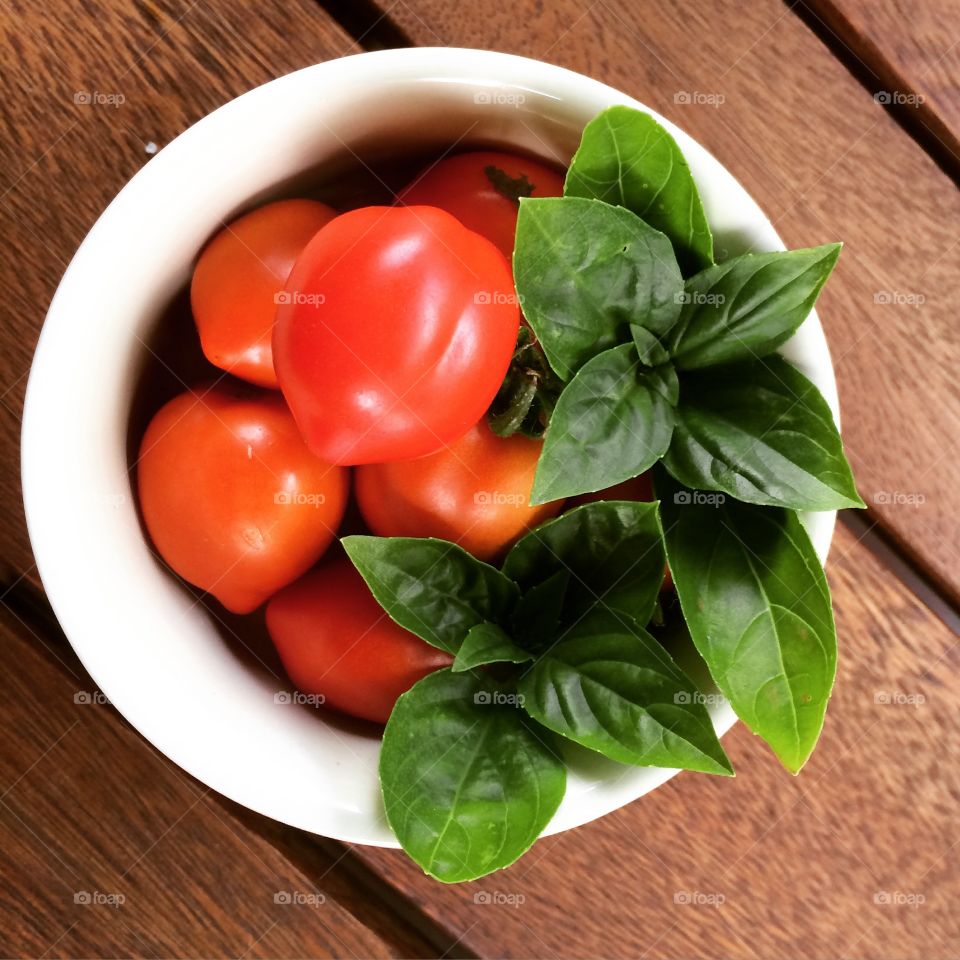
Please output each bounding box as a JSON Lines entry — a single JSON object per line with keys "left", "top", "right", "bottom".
{"left": 380, "top": 669, "right": 565, "bottom": 882}
{"left": 630, "top": 324, "right": 671, "bottom": 368}
{"left": 518, "top": 610, "right": 732, "bottom": 775}
{"left": 531, "top": 344, "right": 676, "bottom": 504}
{"left": 510, "top": 568, "right": 571, "bottom": 649}
{"left": 565, "top": 105, "right": 713, "bottom": 274}
{"left": 514, "top": 197, "right": 683, "bottom": 380}
{"left": 656, "top": 469, "right": 837, "bottom": 773}
{"left": 664, "top": 356, "right": 864, "bottom": 511}
{"left": 342, "top": 536, "right": 519, "bottom": 654}
{"left": 667, "top": 245, "right": 842, "bottom": 369}
{"left": 452, "top": 622, "right": 532, "bottom": 672}
{"left": 503, "top": 500, "right": 665, "bottom": 628}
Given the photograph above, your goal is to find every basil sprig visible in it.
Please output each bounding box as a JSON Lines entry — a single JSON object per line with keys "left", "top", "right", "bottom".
{"left": 514, "top": 105, "right": 858, "bottom": 512}
{"left": 344, "top": 500, "right": 731, "bottom": 882}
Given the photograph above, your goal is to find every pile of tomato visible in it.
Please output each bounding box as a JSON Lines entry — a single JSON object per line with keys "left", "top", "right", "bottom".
{"left": 138, "top": 150, "right": 646, "bottom": 724}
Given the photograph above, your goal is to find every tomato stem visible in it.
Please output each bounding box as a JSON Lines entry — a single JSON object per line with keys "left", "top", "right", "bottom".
{"left": 488, "top": 327, "right": 564, "bottom": 439}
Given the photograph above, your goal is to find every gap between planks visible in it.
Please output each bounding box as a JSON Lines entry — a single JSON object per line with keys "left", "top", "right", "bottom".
{"left": 792, "top": 0, "right": 959, "bottom": 184}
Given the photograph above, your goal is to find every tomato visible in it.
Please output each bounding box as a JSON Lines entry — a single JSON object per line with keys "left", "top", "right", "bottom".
{"left": 191, "top": 199, "right": 337, "bottom": 388}
{"left": 137, "top": 383, "right": 348, "bottom": 613}
{"left": 273, "top": 205, "right": 520, "bottom": 465}
{"left": 266, "top": 558, "right": 453, "bottom": 724}
{"left": 356, "top": 418, "right": 564, "bottom": 561}
{"left": 396, "top": 151, "right": 565, "bottom": 260}
{"left": 568, "top": 473, "right": 654, "bottom": 508}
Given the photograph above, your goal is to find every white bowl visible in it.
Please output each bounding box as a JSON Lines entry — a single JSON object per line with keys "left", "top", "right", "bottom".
{"left": 21, "top": 48, "right": 838, "bottom": 846}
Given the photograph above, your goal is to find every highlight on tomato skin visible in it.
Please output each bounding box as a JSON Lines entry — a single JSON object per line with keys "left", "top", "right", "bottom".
{"left": 190, "top": 199, "right": 337, "bottom": 389}
{"left": 266, "top": 558, "right": 454, "bottom": 725}
{"left": 272, "top": 205, "right": 520, "bottom": 466}
{"left": 396, "top": 150, "right": 566, "bottom": 260}
{"left": 137, "top": 383, "right": 349, "bottom": 614}
{"left": 355, "top": 417, "right": 565, "bottom": 562}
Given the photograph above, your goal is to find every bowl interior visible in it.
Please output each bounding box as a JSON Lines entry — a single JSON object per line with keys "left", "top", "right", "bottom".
{"left": 22, "top": 48, "right": 838, "bottom": 846}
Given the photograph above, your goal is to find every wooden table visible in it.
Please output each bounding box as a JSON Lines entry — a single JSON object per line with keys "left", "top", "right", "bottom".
{"left": 2, "top": 2, "right": 958, "bottom": 956}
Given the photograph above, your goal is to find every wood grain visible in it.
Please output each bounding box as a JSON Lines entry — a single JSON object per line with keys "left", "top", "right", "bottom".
{"left": 383, "top": 0, "right": 960, "bottom": 603}
{"left": 0, "top": 604, "right": 433, "bottom": 959}
{"left": 350, "top": 522, "right": 960, "bottom": 959}
{"left": 799, "top": 0, "right": 960, "bottom": 167}
{"left": 0, "top": 0, "right": 358, "bottom": 591}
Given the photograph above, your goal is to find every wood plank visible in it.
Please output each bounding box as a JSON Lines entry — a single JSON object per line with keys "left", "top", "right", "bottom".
{"left": 350, "top": 522, "right": 960, "bottom": 959}
{"left": 0, "top": 0, "right": 358, "bottom": 591}
{"left": 384, "top": 0, "right": 960, "bottom": 602}
{"left": 800, "top": 0, "right": 960, "bottom": 166}
{"left": 0, "top": 604, "right": 432, "bottom": 959}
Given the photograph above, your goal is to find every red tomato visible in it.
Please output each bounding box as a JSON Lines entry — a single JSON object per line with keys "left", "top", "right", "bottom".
{"left": 266, "top": 559, "right": 453, "bottom": 724}
{"left": 355, "top": 419, "right": 564, "bottom": 561}
{"left": 568, "top": 473, "right": 654, "bottom": 508}
{"left": 273, "top": 206, "right": 520, "bottom": 465}
{"left": 396, "top": 151, "right": 565, "bottom": 259}
{"left": 137, "top": 383, "right": 348, "bottom": 613}
{"left": 191, "top": 199, "right": 337, "bottom": 388}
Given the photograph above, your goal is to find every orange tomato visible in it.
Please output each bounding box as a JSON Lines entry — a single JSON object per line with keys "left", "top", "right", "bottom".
{"left": 137, "top": 383, "right": 348, "bottom": 613}
{"left": 355, "top": 419, "right": 564, "bottom": 561}
{"left": 191, "top": 199, "right": 336, "bottom": 388}
{"left": 266, "top": 559, "right": 453, "bottom": 725}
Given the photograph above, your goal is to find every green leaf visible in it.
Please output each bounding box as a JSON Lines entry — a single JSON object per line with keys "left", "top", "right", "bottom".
{"left": 342, "top": 536, "right": 519, "bottom": 655}
{"left": 514, "top": 197, "right": 683, "bottom": 380}
{"left": 510, "top": 568, "right": 571, "bottom": 649}
{"left": 452, "top": 622, "right": 533, "bottom": 672}
{"left": 503, "top": 500, "right": 665, "bottom": 628}
{"left": 531, "top": 344, "right": 676, "bottom": 504}
{"left": 630, "top": 324, "right": 671, "bottom": 368}
{"left": 565, "top": 105, "right": 713, "bottom": 274}
{"left": 664, "top": 355, "right": 863, "bottom": 511}
{"left": 656, "top": 469, "right": 837, "bottom": 773}
{"left": 666, "top": 245, "right": 842, "bottom": 369}
{"left": 380, "top": 669, "right": 565, "bottom": 882}
{"left": 518, "top": 610, "right": 732, "bottom": 775}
